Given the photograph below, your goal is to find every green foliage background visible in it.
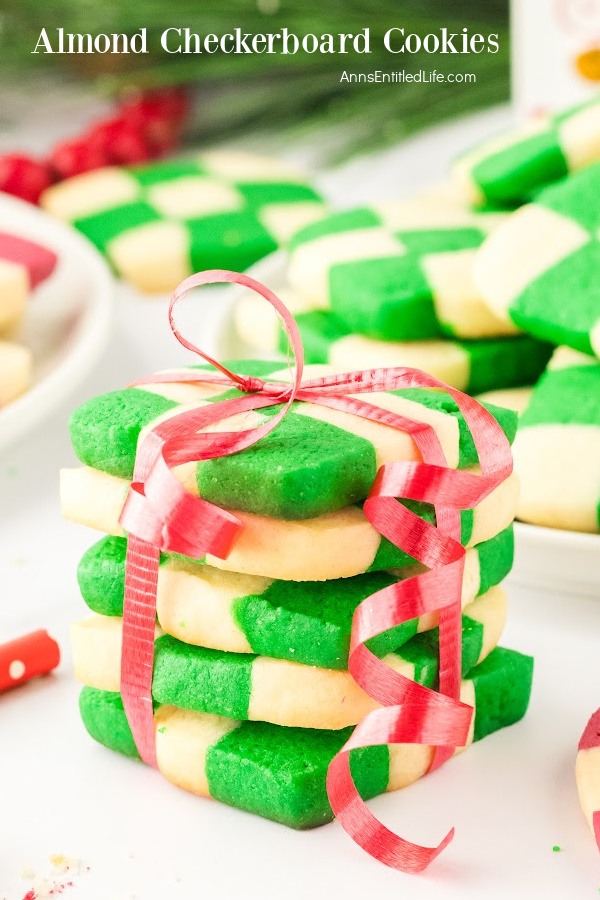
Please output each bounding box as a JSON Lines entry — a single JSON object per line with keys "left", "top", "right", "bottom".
{"left": 0, "top": 1, "right": 510, "bottom": 160}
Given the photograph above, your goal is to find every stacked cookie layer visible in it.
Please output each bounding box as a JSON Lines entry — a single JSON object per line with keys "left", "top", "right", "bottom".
{"left": 63, "top": 362, "right": 533, "bottom": 828}
{"left": 233, "top": 190, "right": 554, "bottom": 394}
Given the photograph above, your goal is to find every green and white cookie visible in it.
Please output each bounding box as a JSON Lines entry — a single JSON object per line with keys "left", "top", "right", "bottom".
{"left": 0, "top": 339, "right": 32, "bottom": 406}
{"left": 453, "top": 98, "right": 600, "bottom": 207}
{"left": 72, "top": 586, "right": 506, "bottom": 730}
{"left": 475, "top": 387, "right": 533, "bottom": 417}
{"left": 67, "top": 360, "right": 518, "bottom": 521}
{"left": 285, "top": 198, "right": 513, "bottom": 340}
{"left": 60, "top": 464, "right": 519, "bottom": 581}
{"left": 475, "top": 163, "right": 600, "bottom": 358}
{"left": 240, "top": 306, "right": 551, "bottom": 395}
{"left": 78, "top": 645, "right": 533, "bottom": 829}
{"left": 41, "top": 152, "right": 325, "bottom": 293}
{"left": 514, "top": 347, "right": 600, "bottom": 532}
{"left": 77, "top": 527, "right": 513, "bottom": 668}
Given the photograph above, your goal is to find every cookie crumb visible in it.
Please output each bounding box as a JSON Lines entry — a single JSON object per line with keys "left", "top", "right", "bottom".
{"left": 17, "top": 855, "right": 87, "bottom": 899}
{"left": 11, "top": 556, "right": 28, "bottom": 567}
{"left": 49, "top": 855, "right": 82, "bottom": 875}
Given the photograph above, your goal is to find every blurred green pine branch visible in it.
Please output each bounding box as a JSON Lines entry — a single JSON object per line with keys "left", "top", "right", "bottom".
{"left": 0, "top": 0, "right": 510, "bottom": 161}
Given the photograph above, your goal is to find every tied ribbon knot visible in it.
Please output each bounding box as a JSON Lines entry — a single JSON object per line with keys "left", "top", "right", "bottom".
{"left": 118, "top": 269, "right": 513, "bottom": 873}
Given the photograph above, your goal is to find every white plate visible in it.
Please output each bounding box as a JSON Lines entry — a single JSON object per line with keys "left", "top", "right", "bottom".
{"left": 512, "top": 522, "right": 600, "bottom": 597}
{"left": 221, "top": 250, "right": 600, "bottom": 599}
{"left": 0, "top": 192, "right": 113, "bottom": 452}
{"left": 218, "top": 249, "right": 289, "bottom": 360}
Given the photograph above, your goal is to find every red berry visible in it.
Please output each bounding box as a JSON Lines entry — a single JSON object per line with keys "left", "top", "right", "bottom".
{"left": 116, "top": 88, "right": 190, "bottom": 158}
{"left": 121, "top": 88, "right": 190, "bottom": 127}
{"left": 89, "top": 116, "right": 161, "bottom": 164}
{"left": 108, "top": 122, "right": 154, "bottom": 165}
{"left": 49, "top": 137, "right": 109, "bottom": 179}
{"left": 0, "top": 154, "right": 53, "bottom": 204}
{"left": 86, "top": 118, "right": 125, "bottom": 156}
{"left": 139, "top": 117, "right": 178, "bottom": 156}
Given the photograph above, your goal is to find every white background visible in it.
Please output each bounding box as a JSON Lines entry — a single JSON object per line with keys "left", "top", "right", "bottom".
{"left": 1, "top": 99, "right": 600, "bottom": 898}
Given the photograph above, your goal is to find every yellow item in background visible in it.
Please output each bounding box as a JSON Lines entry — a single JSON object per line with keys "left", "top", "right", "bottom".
{"left": 512, "top": 0, "right": 600, "bottom": 115}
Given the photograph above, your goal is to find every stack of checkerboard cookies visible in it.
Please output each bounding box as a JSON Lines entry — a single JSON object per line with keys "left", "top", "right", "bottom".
{"left": 62, "top": 361, "right": 533, "bottom": 826}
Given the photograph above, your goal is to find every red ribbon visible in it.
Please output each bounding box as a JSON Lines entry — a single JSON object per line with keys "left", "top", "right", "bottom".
{"left": 118, "top": 269, "right": 513, "bottom": 872}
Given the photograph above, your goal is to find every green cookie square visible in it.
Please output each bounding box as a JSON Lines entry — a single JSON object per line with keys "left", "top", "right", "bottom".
{"left": 75, "top": 202, "right": 162, "bottom": 254}
{"left": 187, "top": 210, "right": 278, "bottom": 272}
{"left": 329, "top": 254, "right": 443, "bottom": 340}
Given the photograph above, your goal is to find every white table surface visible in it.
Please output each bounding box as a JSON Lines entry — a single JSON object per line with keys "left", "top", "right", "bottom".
{"left": 2, "top": 104, "right": 600, "bottom": 899}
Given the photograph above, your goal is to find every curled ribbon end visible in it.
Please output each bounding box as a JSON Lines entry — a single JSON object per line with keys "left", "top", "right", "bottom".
{"left": 372, "top": 825, "right": 456, "bottom": 875}
{"left": 327, "top": 748, "right": 457, "bottom": 874}
{"left": 395, "top": 826, "right": 455, "bottom": 875}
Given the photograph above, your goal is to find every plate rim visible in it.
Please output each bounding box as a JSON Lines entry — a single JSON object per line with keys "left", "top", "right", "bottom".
{"left": 514, "top": 519, "right": 600, "bottom": 549}
{"left": 0, "top": 192, "right": 114, "bottom": 452}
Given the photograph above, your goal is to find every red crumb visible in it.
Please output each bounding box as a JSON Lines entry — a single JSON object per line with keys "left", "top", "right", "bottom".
{"left": 21, "top": 880, "right": 74, "bottom": 899}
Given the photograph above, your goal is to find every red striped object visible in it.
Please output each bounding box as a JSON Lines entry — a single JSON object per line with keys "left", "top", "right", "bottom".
{"left": 0, "top": 630, "right": 60, "bottom": 693}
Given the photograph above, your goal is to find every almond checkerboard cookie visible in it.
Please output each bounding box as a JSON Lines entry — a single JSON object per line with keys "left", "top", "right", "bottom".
{"left": 474, "top": 163, "right": 600, "bottom": 358}
{"left": 41, "top": 152, "right": 325, "bottom": 293}
{"left": 78, "top": 646, "right": 533, "bottom": 829}
{"left": 0, "top": 339, "right": 32, "bottom": 406}
{"left": 66, "top": 278, "right": 530, "bottom": 858}
{"left": 72, "top": 589, "right": 506, "bottom": 730}
{"left": 66, "top": 361, "right": 518, "bottom": 519}
{"left": 62, "top": 363, "right": 519, "bottom": 579}
{"left": 0, "top": 232, "right": 57, "bottom": 333}
{"left": 452, "top": 97, "right": 600, "bottom": 208}
{"left": 235, "top": 302, "right": 552, "bottom": 394}
{"left": 577, "top": 708, "right": 600, "bottom": 846}
{"left": 61, "top": 463, "right": 518, "bottom": 581}
{"left": 77, "top": 528, "right": 512, "bottom": 666}
{"left": 513, "top": 347, "right": 600, "bottom": 532}
{"left": 285, "top": 198, "right": 514, "bottom": 340}
{"left": 475, "top": 387, "right": 533, "bottom": 417}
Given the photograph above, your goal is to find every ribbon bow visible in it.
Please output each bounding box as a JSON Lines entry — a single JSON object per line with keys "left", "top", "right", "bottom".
{"left": 118, "top": 269, "right": 513, "bottom": 873}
